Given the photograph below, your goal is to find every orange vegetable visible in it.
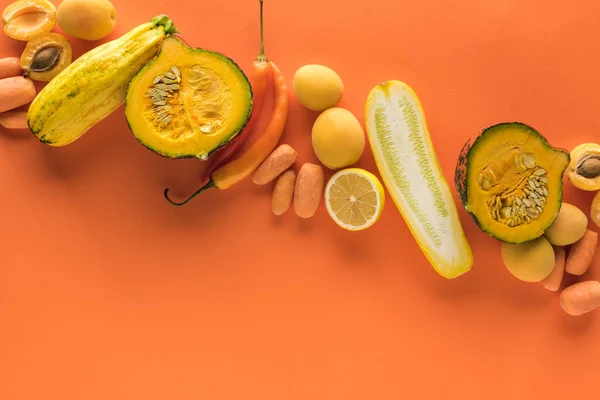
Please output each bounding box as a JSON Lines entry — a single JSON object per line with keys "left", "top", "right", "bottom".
{"left": 164, "top": 0, "right": 290, "bottom": 206}
{"left": 0, "top": 76, "right": 36, "bottom": 113}
{"left": 0, "top": 109, "right": 28, "bottom": 129}
{"left": 201, "top": 0, "right": 271, "bottom": 177}
{"left": 0, "top": 57, "right": 23, "bottom": 79}
{"left": 565, "top": 229, "right": 598, "bottom": 275}
{"left": 253, "top": 144, "right": 297, "bottom": 185}
{"left": 271, "top": 169, "right": 296, "bottom": 216}
{"left": 541, "top": 246, "right": 565, "bottom": 292}
{"left": 560, "top": 280, "right": 600, "bottom": 316}
{"left": 293, "top": 163, "right": 324, "bottom": 218}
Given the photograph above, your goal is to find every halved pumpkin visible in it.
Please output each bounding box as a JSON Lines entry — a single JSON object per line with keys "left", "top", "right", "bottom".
{"left": 125, "top": 36, "right": 252, "bottom": 159}
{"left": 455, "top": 122, "right": 570, "bottom": 244}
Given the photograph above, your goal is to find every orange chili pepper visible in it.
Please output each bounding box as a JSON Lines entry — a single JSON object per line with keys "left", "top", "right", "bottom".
{"left": 164, "top": 60, "right": 288, "bottom": 206}
{"left": 200, "top": 0, "right": 271, "bottom": 178}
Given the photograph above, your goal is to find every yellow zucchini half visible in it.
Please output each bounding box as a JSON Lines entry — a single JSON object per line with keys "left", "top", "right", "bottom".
{"left": 27, "top": 15, "right": 178, "bottom": 146}
{"left": 364, "top": 81, "right": 473, "bottom": 279}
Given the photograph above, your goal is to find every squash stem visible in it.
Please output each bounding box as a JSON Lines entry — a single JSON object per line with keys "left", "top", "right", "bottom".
{"left": 163, "top": 180, "right": 216, "bottom": 206}
{"left": 256, "top": 0, "right": 267, "bottom": 62}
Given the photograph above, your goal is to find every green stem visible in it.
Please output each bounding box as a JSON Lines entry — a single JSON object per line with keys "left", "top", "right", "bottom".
{"left": 256, "top": 0, "right": 267, "bottom": 62}
{"left": 152, "top": 14, "right": 179, "bottom": 35}
{"left": 163, "top": 180, "right": 216, "bottom": 206}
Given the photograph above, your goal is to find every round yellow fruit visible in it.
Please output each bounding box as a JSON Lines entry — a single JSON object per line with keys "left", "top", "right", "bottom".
{"left": 293, "top": 64, "right": 344, "bottom": 111}
{"left": 57, "top": 0, "right": 116, "bottom": 41}
{"left": 544, "top": 203, "right": 588, "bottom": 246}
{"left": 501, "top": 236, "right": 555, "bottom": 282}
{"left": 312, "top": 107, "right": 365, "bottom": 170}
{"left": 324, "top": 168, "right": 385, "bottom": 231}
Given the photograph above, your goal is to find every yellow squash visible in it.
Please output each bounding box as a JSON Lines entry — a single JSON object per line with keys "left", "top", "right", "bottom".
{"left": 27, "top": 15, "right": 178, "bottom": 146}
{"left": 364, "top": 80, "right": 473, "bottom": 279}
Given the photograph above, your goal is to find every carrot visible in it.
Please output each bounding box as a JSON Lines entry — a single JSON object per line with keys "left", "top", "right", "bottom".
{"left": 293, "top": 163, "right": 324, "bottom": 218}
{"left": 0, "top": 109, "right": 28, "bottom": 129}
{"left": 541, "top": 246, "right": 566, "bottom": 291}
{"left": 271, "top": 169, "right": 296, "bottom": 216}
{"left": 0, "top": 76, "right": 36, "bottom": 113}
{"left": 252, "top": 144, "right": 297, "bottom": 185}
{"left": 565, "top": 229, "right": 598, "bottom": 275}
{"left": 560, "top": 281, "right": 600, "bottom": 316}
{"left": 0, "top": 57, "right": 22, "bottom": 80}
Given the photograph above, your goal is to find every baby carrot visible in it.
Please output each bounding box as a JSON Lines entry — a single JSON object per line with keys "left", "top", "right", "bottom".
{"left": 541, "top": 246, "right": 566, "bottom": 292}
{"left": 560, "top": 280, "right": 600, "bottom": 316}
{"left": 0, "top": 57, "right": 22, "bottom": 79}
{"left": 565, "top": 229, "right": 598, "bottom": 275}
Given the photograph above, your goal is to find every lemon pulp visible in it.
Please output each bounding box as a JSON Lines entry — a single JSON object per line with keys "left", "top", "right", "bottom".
{"left": 325, "top": 168, "right": 384, "bottom": 231}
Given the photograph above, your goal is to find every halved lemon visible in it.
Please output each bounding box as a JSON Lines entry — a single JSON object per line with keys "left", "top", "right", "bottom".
{"left": 324, "top": 168, "right": 385, "bottom": 231}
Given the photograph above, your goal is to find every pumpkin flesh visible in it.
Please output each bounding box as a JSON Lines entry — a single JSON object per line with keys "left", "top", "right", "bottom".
{"left": 125, "top": 36, "right": 252, "bottom": 159}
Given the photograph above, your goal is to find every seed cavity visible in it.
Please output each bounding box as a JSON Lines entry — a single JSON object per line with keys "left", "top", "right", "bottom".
{"left": 480, "top": 148, "right": 549, "bottom": 227}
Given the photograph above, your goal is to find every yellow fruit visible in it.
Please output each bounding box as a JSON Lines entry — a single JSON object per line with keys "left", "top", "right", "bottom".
{"left": 57, "top": 0, "right": 116, "bottom": 41}
{"left": 324, "top": 168, "right": 385, "bottom": 231}
{"left": 312, "top": 107, "right": 365, "bottom": 170}
{"left": 293, "top": 64, "right": 344, "bottom": 111}
{"left": 544, "top": 203, "right": 588, "bottom": 246}
{"left": 501, "top": 236, "right": 555, "bottom": 282}
{"left": 2, "top": 0, "right": 57, "bottom": 41}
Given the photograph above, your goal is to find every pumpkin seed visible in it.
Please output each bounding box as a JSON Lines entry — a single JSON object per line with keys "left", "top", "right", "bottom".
{"left": 534, "top": 169, "right": 546, "bottom": 176}
{"left": 523, "top": 199, "right": 533, "bottom": 207}
{"left": 539, "top": 177, "right": 548, "bottom": 184}
{"left": 542, "top": 187, "right": 548, "bottom": 197}
{"left": 162, "top": 78, "right": 177, "bottom": 84}
{"left": 167, "top": 84, "right": 179, "bottom": 91}
{"left": 155, "top": 83, "right": 167, "bottom": 90}
{"left": 165, "top": 72, "right": 176, "bottom": 80}
{"left": 171, "top": 66, "right": 180, "bottom": 77}
{"left": 153, "top": 100, "right": 166, "bottom": 106}
{"left": 515, "top": 197, "right": 522, "bottom": 206}
{"left": 535, "top": 187, "right": 544, "bottom": 196}
{"left": 163, "top": 116, "right": 172, "bottom": 124}
{"left": 153, "top": 75, "right": 163, "bottom": 84}
{"left": 500, "top": 207, "right": 512, "bottom": 219}
{"left": 522, "top": 153, "right": 536, "bottom": 169}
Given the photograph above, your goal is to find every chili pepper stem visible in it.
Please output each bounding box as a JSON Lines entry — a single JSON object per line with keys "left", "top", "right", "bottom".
{"left": 256, "top": 0, "right": 267, "bottom": 62}
{"left": 164, "top": 180, "right": 217, "bottom": 206}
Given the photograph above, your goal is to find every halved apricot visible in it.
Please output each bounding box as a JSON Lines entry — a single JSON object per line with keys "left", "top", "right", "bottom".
{"left": 2, "top": 0, "right": 57, "bottom": 41}
{"left": 20, "top": 32, "right": 72, "bottom": 81}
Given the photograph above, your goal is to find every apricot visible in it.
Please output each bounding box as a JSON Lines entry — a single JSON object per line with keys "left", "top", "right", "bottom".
{"left": 2, "top": 0, "right": 57, "bottom": 41}
{"left": 312, "top": 107, "right": 365, "bottom": 170}
{"left": 20, "top": 32, "right": 72, "bottom": 81}
{"left": 544, "top": 203, "right": 588, "bottom": 246}
{"left": 293, "top": 64, "right": 344, "bottom": 111}
{"left": 57, "top": 0, "right": 116, "bottom": 41}
{"left": 501, "top": 236, "right": 555, "bottom": 282}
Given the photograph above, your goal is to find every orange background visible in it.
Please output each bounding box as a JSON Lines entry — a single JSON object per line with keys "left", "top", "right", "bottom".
{"left": 2, "top": 0, "right": 600, "bottom": 398}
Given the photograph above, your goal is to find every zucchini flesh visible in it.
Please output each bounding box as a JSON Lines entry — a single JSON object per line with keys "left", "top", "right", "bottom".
{"left": 365, "top": 80, "right": 473, "bottom": 279}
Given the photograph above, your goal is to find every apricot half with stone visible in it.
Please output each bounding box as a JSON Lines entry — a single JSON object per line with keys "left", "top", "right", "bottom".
{"left": 2, "top": 0, "right": 56, "bottom": 41}
{"left": 566, "top": 143, "right": 600, "bottom": 191}
{"left": 20, "top": 32, "right": 72, "bottom": 82}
